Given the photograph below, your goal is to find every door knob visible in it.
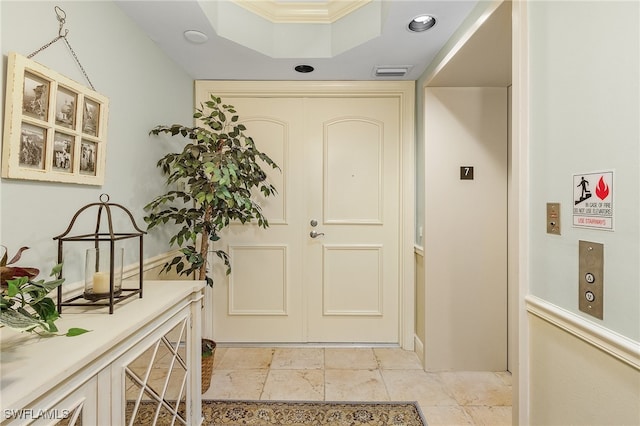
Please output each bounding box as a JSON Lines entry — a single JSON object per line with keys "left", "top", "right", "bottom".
{"left": 309, "top": 230, "right": 325, "bottom": 238}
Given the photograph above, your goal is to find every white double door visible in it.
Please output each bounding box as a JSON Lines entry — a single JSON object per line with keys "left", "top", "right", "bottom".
{"left": 209, "top": 94, "right": 401, "bottom": 343}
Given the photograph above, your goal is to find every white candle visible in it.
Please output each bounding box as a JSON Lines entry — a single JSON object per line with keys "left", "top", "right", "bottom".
{"left": 93, "top": 272, "right": 111, "bottom": 294}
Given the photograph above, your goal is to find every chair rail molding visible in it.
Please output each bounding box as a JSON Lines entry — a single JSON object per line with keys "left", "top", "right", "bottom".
{"left": 526, "top": 295, "right": 640, "bottom": 370}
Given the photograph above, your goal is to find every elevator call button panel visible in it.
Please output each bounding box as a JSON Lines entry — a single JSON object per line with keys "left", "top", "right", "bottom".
{"left": 578, "top": 240, "right": 604, "bottom": 319}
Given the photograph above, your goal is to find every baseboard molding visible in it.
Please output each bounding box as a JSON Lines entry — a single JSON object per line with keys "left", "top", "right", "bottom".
{"left": 526, "top": 295, "right": 640, "bottom": 370}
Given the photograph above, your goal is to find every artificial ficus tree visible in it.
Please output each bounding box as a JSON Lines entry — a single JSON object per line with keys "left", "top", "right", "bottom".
{"left": 144, "top": 95, "right": 279, "bottom": 286}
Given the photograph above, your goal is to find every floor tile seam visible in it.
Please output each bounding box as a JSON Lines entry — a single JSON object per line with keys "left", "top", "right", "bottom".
{"left": 213, "top": 368, "right": 272, "bottom": 371}
{"left": 461, "top": 405, "right": 513, "bottom": 425}
{"left": 459, "top": 403, "right": 514, "bottom": 407}
{"left": 438, "top": 385, "right": 512, "bottom": 407}
{"left": 269, "top": 366, "right": 325, "bottom": 370}
{"left": 322, "top": 348, "right": 326, "bottom": 401}
{"left": 370, "top": 368, "right": 392, "bottom": 401}
{"left": 425, "top": 371, "right": 463, "bottom": 405}
{"left": 378, "top": 366, "right": 424, "bottom": 371}
{"left": 322, "top": 367, "right": 384, "bottom": 371}
{"left": 416, "top": 402, "right": 467, "bottom": 408}
{"left": 377, "top": 367, "right": 394, "bottom": 402}
{"left": 455, "top": 405, "right": 478, "bottom": 425}
{"left": 322, "top": 367, "right": 326, "bottom": 401}
{"left": 443, "top": 387, "right": 512, "bottom": 407}
{"left": 417, "top": 404, "right": 475, "bottom": 425}
{"left": 258, "top": 368, "right": 273, "bottom": 401}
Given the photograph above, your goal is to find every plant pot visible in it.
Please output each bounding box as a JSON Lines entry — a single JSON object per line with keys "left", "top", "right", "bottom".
{"left": 201, "top": 339, "right": 216, "bottom": 393}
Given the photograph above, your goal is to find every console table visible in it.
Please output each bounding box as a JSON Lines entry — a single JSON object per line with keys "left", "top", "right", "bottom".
{"left": 1, "top": 280, "right": 205, "bottom": 425}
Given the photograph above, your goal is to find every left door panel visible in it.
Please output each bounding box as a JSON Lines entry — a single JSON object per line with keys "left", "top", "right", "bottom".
{"left": 212, "top": 97, "right": 306, "bottom": 342}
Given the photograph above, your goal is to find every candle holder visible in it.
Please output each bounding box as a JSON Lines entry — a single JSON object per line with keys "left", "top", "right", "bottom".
{"left": 54, "top": 194, "right": 146, "bottom": 314}
{"left": 84, "top": 247, "right": 123, "bottom": 301}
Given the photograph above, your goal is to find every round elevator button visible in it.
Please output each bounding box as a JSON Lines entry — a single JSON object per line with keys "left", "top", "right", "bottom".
{"left": 585, "top": 291, "right": 595, "bottom": 302}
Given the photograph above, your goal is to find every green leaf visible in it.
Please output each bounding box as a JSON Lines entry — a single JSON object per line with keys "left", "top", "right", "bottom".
{"left": 50, "top": 263, "right": 63, "bottom": 277}
{"left": 46, "top": 319, "right": 58, "bottom": 333}
{"left": 6, "top": 279, "right": 20, "bottom": 297}
{"left": 31, "top": 298, "right": 58, "bottom": 322}
{"left": 0, "top": 309, "right": 44, "bottom": 331}
{"left": 66, "top": 328, "right": 91, "bottom": 337}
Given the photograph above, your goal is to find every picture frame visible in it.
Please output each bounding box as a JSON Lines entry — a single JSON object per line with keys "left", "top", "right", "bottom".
{"left": 2, "top": 52, "right": 109, "bottom": 185}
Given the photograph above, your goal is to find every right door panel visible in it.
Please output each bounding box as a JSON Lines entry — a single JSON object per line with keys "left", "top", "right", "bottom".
{"left": 304, "top": 97, "right": 400, "bottom": 343}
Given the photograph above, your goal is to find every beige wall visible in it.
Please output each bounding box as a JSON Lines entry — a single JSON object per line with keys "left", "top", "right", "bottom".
{"left": 529, "top": 314, "right": 640, "bottom": 425}
{"left": 423, "top": 87, "right": 508, "bottom": 371}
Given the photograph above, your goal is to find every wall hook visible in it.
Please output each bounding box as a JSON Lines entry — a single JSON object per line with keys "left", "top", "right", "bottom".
{"left": 27, "top": 5, "right": 96, "bottom": 90}
{"left": 55, "top": 6, "right": 68, "bottom": 37}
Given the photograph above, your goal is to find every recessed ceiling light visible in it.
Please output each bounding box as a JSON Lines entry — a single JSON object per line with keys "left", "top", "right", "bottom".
{"left": 184, "top": 30, "right": 208, "bottom": 44}
{"left": 295, "top": 64, "right": 314, "bottom": 73}
{"left": 408, "top": 15, "right": 436, "bottom": 32}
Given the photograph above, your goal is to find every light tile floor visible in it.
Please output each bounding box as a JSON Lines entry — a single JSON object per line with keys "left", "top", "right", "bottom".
{"left": 202, "top": 346, "right": 512, "bottom": 426}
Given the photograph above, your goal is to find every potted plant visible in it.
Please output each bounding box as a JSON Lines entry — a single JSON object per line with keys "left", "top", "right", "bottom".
{"left": 143, "top": 95, "right": 279, "bottom": 391}
{"left": 0, "top": 246, "right": 89, "bottom": 337}
{"left": 200, "top": 338, "right": 216, "bottom": 393}
{"left": 144, "top": 95, "right": 279, "bottom": 285}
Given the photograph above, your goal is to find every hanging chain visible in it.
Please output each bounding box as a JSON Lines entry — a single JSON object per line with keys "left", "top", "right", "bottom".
{"left": 60, "top": 37, "right": 96, "bottom": 91}
{"left": 27, "top": 6, "right": 96, "bottom": 91}
{"left": 27, "top": 35, "right": 65, "bottom": 59}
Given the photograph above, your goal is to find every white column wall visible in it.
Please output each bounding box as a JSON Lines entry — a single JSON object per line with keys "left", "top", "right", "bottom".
{"left": 424, "top": 87, "right": 508, "bottom": 371}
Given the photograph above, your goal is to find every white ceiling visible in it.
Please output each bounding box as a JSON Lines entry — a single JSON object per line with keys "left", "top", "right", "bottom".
{"left": 115, "top": 0, "right": 483, "bottom": 81}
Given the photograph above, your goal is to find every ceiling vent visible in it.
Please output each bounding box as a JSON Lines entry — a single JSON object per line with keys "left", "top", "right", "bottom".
{"left": 374, "top": 66, "right": 411, "bottom": 77}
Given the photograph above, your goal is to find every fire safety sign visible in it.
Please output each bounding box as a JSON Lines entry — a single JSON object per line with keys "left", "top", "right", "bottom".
{"left": 573, "top": 171, "right": 614, "bottom": 230}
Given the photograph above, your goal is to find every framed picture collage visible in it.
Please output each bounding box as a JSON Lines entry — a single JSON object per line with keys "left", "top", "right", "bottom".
{"left": 2, "top": 52, "right": 109, "bottom": 185}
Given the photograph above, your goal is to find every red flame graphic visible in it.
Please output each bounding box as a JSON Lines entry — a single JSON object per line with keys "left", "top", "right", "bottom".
{"left": 595, "top": 176, "right": 609, "bottom": 200}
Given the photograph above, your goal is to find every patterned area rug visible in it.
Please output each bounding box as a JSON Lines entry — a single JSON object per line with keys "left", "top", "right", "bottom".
{"left": 127, "top": 400, "right": 427, "bottom": 425}
{"left": 203, "top": 400, "right": 427, "bottom": 425}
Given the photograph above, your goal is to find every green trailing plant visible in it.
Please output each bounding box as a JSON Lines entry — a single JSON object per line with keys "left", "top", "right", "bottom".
{"left": 0, "top": 246, "right": 89, "bottom": 337}
{"left": 144, "top": 95, "right": 279, "bottom": 286}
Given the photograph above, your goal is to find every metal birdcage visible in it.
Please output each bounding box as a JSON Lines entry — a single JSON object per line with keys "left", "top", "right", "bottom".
{"left": 54, "top": 194, "right": 146, "bottom": 314}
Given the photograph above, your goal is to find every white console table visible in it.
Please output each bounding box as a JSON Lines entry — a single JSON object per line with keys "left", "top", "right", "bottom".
{"left": 0, "top": 280, "right": 205, "bottom": 425}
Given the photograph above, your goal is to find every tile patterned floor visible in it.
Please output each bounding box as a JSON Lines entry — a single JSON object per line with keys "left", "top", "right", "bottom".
{"left": 202, "top": 346, "right": 512, "bottom": 426}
